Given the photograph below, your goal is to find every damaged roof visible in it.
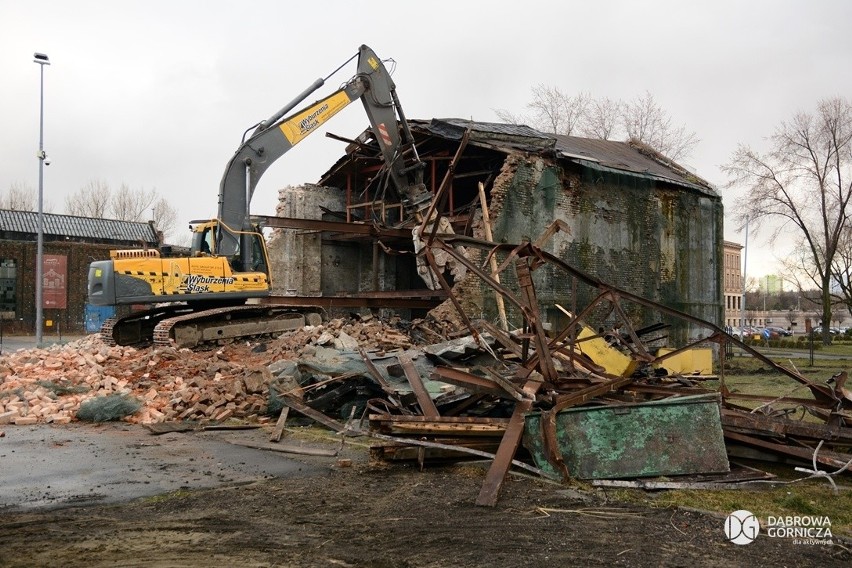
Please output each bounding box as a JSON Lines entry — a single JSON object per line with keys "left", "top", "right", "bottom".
{"left": 412, "top": 118, "right": 716, "bottom": 195}
{"left": 0, "top": 209, "right": 159, "bottom": 245}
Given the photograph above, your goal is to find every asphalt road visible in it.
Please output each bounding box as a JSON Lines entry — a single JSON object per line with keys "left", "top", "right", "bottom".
{"left": 0, "top": 334, "right": 88, "bottom": 355}
{"left": 0, "top": 423, "right": 326, "bottom": 511}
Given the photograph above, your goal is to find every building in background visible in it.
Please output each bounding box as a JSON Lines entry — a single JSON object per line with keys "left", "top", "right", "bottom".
{"left": 723, "top": 241, "right": 743, "bottom": 327}
{"left": 0, "top": 210, "right": 159, "bottom": 335}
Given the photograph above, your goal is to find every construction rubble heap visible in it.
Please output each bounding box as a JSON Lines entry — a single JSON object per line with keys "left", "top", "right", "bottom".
{"left": 3, "top": 231, "right": 852, "bottom": 506}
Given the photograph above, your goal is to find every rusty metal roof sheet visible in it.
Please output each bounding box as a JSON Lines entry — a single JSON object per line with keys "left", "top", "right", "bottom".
{"left": 411, "top": 118, "right": 715, "bottom": 195}
{"left": 0, "top": 209, "right": 159, "bottom": 244}
{"left": 553, "top": 135, "right": 716, "bottom": 195}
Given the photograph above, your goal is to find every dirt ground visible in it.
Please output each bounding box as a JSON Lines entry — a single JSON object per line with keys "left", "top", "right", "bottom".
{"left": 0, "top": 437, "right": 849, "bottom": 568}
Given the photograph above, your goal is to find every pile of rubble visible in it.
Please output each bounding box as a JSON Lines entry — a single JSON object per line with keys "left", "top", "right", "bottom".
{"left": 0, "top": 316, "right": 419, "bottom": 427}
{"left": 3, "top": 226, "right": 852, "bottom": 507}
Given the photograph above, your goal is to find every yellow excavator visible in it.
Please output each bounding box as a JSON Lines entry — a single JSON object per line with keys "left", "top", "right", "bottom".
{"left": 88, "top": 45, "right": 435, "bottom": 347}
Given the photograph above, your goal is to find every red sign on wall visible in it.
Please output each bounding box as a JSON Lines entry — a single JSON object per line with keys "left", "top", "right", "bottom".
{"left": 43, "top": 254, "right": 67, "bottom": 310}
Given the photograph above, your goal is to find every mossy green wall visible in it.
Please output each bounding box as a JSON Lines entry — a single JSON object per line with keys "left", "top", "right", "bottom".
{"left": 483, "top": 157, "right": 723, "bottom": 345}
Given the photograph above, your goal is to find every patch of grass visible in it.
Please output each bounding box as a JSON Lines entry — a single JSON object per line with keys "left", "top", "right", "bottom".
{"left": 603, "top": 481, "right": 851, "bottom": 537}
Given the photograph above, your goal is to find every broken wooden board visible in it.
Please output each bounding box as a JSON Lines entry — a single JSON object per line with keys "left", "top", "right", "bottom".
{"left": 368, "top": 414, "right": 510, "bottom": 437}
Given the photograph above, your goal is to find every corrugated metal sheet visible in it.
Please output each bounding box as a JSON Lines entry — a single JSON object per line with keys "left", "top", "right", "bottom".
{"left": 553, "top": 135, "right": 717, "bottom": 195}
{"left": 0, "top": 210, "right": 158, "bottom": 244}
{"left": 413, "top": 118, "right": 715, "bottom": 194}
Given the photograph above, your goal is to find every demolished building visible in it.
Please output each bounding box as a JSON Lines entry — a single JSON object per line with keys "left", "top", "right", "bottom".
{"left": 266, "top": 119, "right": 722, "bottom": 345}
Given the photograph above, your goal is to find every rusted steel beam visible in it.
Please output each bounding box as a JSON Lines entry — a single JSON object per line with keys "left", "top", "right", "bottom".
{"left": 419, "top": 129, "right": 471, "bottom": 245}
{"left": 477, "top": 320, "right": 523, "bottom": 359}
{"left": 515, "top": 258, "right": 558, "bottom": 383}
{"left": 399, "top": 354, "right": 440, "bottom": 418}
{"left": 551, "top": 376, "right": 635, "bottom": 414}
{"left": 253, "top": 215, "right": 412, "bottom": 239}
{"left": 432, "top": 366, "right": 513, "bottom": 398}
{"left": 538, "top": 376, "right": 636, "bottom": 481}
{"left": 721, "top": 408, "right": 852, "bottom": 443}
{"left": 724, "top": 430, "right": 852, "bottom": 470}
{"left": 258, "top": 291, "right": 444, "bottom": 310}
{"left": 423, "top": 248, "right": 483, "bottom": 347}
{"left": 436, "top": 234, "right": 839, "bottom": 404}
{"left": 476, "top": 394, "right": 538, "bottom": 506}
{"left": 476, "top": 368, "right": 543, "bottom": 507}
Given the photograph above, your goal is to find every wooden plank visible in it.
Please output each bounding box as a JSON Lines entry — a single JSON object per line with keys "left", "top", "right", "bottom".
{"left": 359, "top": 429, "right": 554, "bottom": 479}
{"left": 269, "top": 406, "right": 290, "bottom": 442}
{"left": 227, "top": 440, "right": 337, "bottom": 457}
{"left": 476, "top": 396, "right": 536, "bottom": 506}
{"left": 370, "top": 420, "right": 508, "bottom": 437}
{"left": 280, "top": 394, "right": 351, "bottom": 434}
{"left": 399, "top": 354, "right": 440, "bottom": 418}
{"left": 368, "top": 415, "right": 511, "bottom": 425}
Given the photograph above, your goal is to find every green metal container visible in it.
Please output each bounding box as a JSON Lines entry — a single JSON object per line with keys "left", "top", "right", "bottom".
{"left": 523, "top": 393, "right": 729, "bottom": 480}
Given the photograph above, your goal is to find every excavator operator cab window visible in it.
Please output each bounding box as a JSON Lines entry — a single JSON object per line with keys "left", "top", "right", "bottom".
{"left": 251, "top": 233, "right": 268, "bottom": 274}
{"left": 191, "top": 226, "right": 215, "bottom": 256}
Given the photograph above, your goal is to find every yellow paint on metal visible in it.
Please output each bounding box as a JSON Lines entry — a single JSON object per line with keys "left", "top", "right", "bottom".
{"left": 279, "top": 90, "right": 355, "bottom": 146}
{"left": 654, "top": 348, "right": 713, "bottom": 375}
{"left": 111, "top": 256, "right": 268, "bottom": 297}
{"left": 576, "top": 326, "right": 638, "bottom": 377}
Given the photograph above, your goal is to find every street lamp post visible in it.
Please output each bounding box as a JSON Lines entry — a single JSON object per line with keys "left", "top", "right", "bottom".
{"left": 34, "top": 52, "right": 49, "bottom": 345}
{"left": 741, "top": 215, "right": 749, "bottom": 327}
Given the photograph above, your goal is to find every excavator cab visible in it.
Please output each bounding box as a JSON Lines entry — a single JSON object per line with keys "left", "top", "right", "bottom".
{"left": 190, "top": 220, "right": 270, "bottom": 275}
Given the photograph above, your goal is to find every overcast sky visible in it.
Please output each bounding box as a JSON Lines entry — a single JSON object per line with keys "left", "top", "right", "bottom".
{"left": 3, "top": 0, "right": 850, "bottom": 278}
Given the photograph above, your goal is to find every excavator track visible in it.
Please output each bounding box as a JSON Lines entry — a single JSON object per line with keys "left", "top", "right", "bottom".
{"left": 101, "top": 304, "right": 321, "bottom": 348}
{"left": 152, "top": 304, "right": 322, "bottom": 348}
{"left": 100, "top": 305, "right": 196, "bottom": 347}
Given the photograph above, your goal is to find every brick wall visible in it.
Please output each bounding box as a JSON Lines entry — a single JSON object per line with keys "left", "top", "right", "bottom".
{"left": 0, "top": 240, "right": 115, "bottom": 334}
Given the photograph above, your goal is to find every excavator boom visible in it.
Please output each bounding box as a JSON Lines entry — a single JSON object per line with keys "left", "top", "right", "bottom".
{"left": 88, "top": 45, "right": 441, "bottom": 347}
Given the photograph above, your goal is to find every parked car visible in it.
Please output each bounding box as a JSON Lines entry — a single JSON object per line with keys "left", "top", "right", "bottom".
{"left": 812, "top": 326, "right": 840, "bottom": 335}
{"left": 765, "top": 326, "right": 792, "bottom": 337}
{"left": 726, "top": 326, "right": 745, "bottom": 339}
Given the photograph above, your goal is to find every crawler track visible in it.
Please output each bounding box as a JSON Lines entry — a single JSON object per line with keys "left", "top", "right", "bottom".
{"left": 101, "top": 303, "right": 321, "bottom": 348}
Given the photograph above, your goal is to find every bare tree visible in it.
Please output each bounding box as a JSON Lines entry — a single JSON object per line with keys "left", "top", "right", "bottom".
{"left": 723, "top": 97, "right": 852, "bottom": 344}
{"left": 492, "top": 107, "right": 526, "bottom": 126}
{"left": 582, "top": 97, "right": 622, "bottom": 140}
{"left": 109, "top": 183, "right": 157, "bottom": 222}
{"left": 150, "top": 196, "right": 177, "bottom": 238}
{"left": 65, "top": 179, "right": 111, "bottom": 217}
{"left": 64, "top": 180, "right": 179, "bottom": 240}
{"left": 831, "top": 224, "right": 852, "bottom": 318}
{"left": 622, "top": 91, "right": 699, "bottom": 162}
{"left": 494, "top": 89, "right": 698, "bottom": 161}
{"left": 525, "top": 86, "right": 590, "bottom": 135}
{"left": 1, "top": 182, "right": 37, "bottom": 211}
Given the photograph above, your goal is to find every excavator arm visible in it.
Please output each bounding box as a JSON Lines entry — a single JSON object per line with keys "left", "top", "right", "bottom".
{"left": 217, "top": 45, "right": 430, "bottom": 269}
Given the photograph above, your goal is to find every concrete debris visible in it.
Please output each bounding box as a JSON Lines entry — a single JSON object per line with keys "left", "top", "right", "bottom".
{"left": 0, "top": 316, "right": 419, "bottom": 426}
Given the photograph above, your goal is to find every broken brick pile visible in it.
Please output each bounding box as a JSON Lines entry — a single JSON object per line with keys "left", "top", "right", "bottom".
{"left": 0, "top": 316, "right": 420, "bottom": 427}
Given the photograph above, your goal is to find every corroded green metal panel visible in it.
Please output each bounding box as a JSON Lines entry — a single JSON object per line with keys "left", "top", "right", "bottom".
{"left": 523, "top": 394, "right": 729, "bottom": 480}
